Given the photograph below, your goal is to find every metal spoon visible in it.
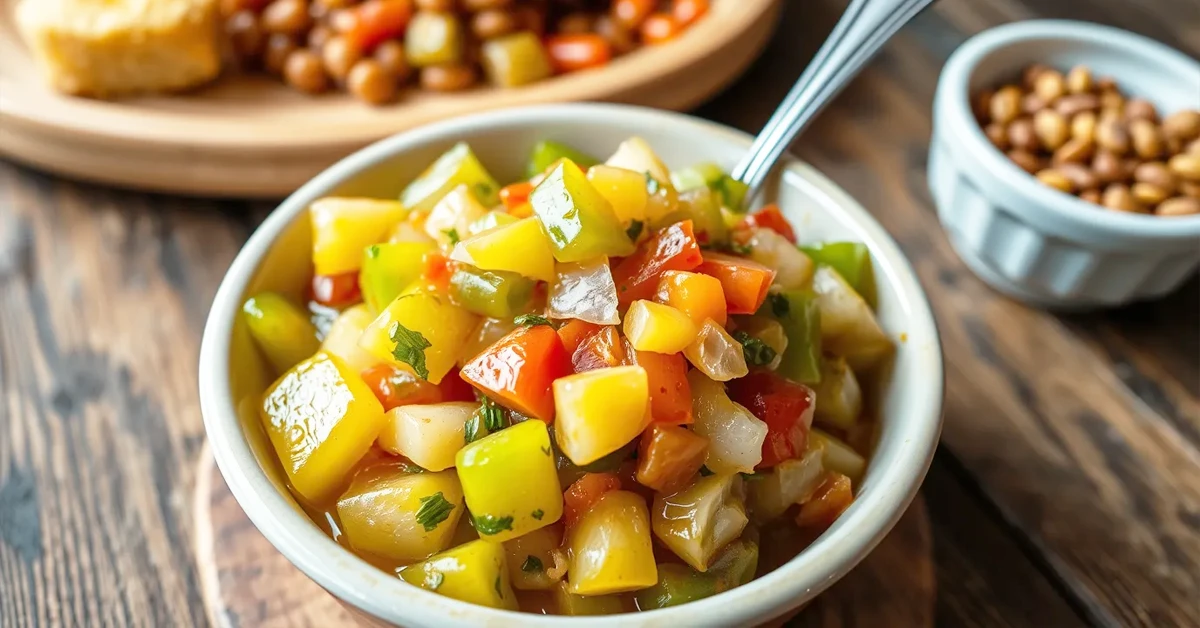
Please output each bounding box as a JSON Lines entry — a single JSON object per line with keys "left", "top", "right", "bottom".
{"left": 732, "top": 0, "right": 936, "bottom": 199}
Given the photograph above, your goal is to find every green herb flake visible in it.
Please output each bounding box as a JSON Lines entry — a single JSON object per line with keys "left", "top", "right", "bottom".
{"left": 521, "top": 555, "right": 544, "bottom": 572}
{"left": 495, "top": 575, "right": 503, "bottom": 598}
{"left": 699, "top": 465, "right": 715, "bottom": 477}
{"left": 398, "top": 460, "right": 426, "bottom": 474}
{"left": 415, "top": 492, "right": 455, "bottom": 532}
{"left": 733, "top": 330, "right": 777, "bottom": 367}
{"left": 730, "top": 241, "right": 753, "bottom": 255}
{"left": 474, "top": 182, "right": 495, "bottom": 201}
{"left": 740, "top": 472, "right": 766, "bottom": 482}
{"left": 513, "top": 314, "right": 552, "bottom": 327}
{"left": 768, "top": 293, "right": 790, "bottom": 318}
{"left": 389, "top": 321, "right": 432, "bottom": 380}
{"left": 644, "top": 172, "right": 662, "bottom": 195}
{"left": 426, "top": 571, "right": 445, "bottom": 590}
{"left": 541, "top": 445, "right": 552, "bottom": 457}
{"left": 464, "top": 414, "right": 483, "bottom": 445}
{"left": 444, "top": 228, "right": 461, "bottom": 245}
{"left": 531, "top": 509, "right": 544, "bottom": 520}
{"left": 473, "top": 514, "right": 515, "bottom": 536}
{"left": 626, "top": 220, "right": 644, "bottom": 242}
{"left": 366, "top": 245, "right": 381, "bottom": 259}
{"left": 477, "top": 397, "right": 506, "bottom": 432}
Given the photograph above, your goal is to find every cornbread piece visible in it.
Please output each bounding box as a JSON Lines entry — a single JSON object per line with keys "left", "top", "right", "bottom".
{"left": 15, "top": 0, "right": 221, "bottom": 97}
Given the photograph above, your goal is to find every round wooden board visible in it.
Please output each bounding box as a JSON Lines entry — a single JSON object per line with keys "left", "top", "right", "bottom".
{"left": 193, "top": 445, "right": 935, "bottom": 628}
{"left": 0, "top": 0, "right": 778, "bottom": 199}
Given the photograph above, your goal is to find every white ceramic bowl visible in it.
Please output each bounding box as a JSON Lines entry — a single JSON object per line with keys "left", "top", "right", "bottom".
{"left": 199, "top": 103, "right": 944, "bottom": 628}
{"left": 930, "top": 20, "right": 1200, "bottom": 309}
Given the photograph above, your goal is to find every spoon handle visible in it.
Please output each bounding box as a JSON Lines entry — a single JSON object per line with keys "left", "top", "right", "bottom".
{"left": 732, "top": 0, "right": 936, "bottom": 199}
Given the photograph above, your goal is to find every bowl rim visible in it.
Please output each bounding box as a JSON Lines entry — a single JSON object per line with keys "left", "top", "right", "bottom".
{"left": 936, "top": 19, "right": 1200, "bottom": 239}
{"left": 198, "top": 103, "right": 945, "bottom": 627}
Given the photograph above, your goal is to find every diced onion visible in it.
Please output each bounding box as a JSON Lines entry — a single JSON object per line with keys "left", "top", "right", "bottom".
{"left": 748, "top": 228, "right": 814, "bottom": 290}
{"left": 688, "top": 371, "right": 766, "bottom": 474}
{"left": 811, "top": 266, "right": 892, "bottom": 370}
{"left": 548, "top": 258, "right": 620, "bottom": 325}
{"left": 684, "top": 319, "right": 748, "bottom": 382}
{"left": 748, "top": 445, "right": 825, "bottom": 522}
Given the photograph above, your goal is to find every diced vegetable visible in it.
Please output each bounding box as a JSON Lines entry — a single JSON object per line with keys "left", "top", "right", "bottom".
{"left": 737, "top": 204, "right": 796, "bottom": 243}
{"left": 504, "top": 524, "right": 563, "bottom": 591}
{"left": 531, "top": 160, "right": 635, "bottom": 262}
{"left": 651, "top": 474, "right": 748, "bottom": 571}
{"left": 337, "top": 464, "right": 464, "bottom": 561}
{"left": 527, "top": 140, "right": 600, "bottom": 179}
{"left": 418, "top": 250, "right": 455, "bottom": 293}
{"left": 811, "top": 265, "right": 892, "bottom": 370}
{"left": 801, "top": 241, "right": 876, "bottom": 307}
{"left": 556, "top": 319, "right": 602, "bottom": 358}
{"left": 400, "top": 143, "right": 501, "bottom": 213}
{"left": 360, "top": 242, "right": 436, "bottom": 313}
{"left": 654, "top": 270, "right": 727, "bottom": 327}
{"left": 605, "top": 137, "right": 672, "bottom": 191}
{"left": 767, "top": 291, "right": 822, "bottom": 384}
{"left": 260, "top": 352, "right": 385, "bottom": 502}
{"left": 311, "top": 271, "right": 363, "bottom": 307}
{"left": 746, "top": 234, "right": 810, "bottom": 294}
{"left": 809, "top": 429, "right": 866, "bottom": 483}
{"left": 310, "top": 197, "right": 409, "bottom": 276}
{"left": 747, "top": 442, "right": 825, "bottom": 522}
{"left": 733, "top": 316, "right": 787, "bottom": 371}
{"left": 449, "top": 265, "right": 535, "bottom": 318}
{"left": 319, "top": 304, "right": 380, "bottom": 373}
{"left": 670, "top": 162, "right": 749, "bottom": 211}
{"left": 457, "top": 316, "right": 518, "bottom": 367}
{"left": 812, "top": 357, "right": 863, "bottom": 430}
{"left": 343, "top": 0, "right": 413, "bottom": 51}
{"left": 688, "top": 371, "right": 766, "bottom": 474}
{"left": 562, "top": 472, "right": 621, "bottom": 528}
{"left": 672, "top": 187, "right": 728, "bottom": 246}
{"left": 553, "top": 366, "right": 650, "bottom": 465}
{"left": 399, "top": 539, "right": 518, "bottom": 610}
{"left": 424, "top": 184, "right": 490, "bottom": 248}
{"left": 499, "top": 182, "right": 533, "bottom": 210}
{"left": 634, "top": 538, "right": 758, "bottom": 609}
{"left": 587, "top": 165, "right": 648, "bottom": 226}
{"left": 636, "top": 424, "right": 708, "bottom": 493}
{"left": 387, "top": 218, "right": 437, "bottom": 244}
{"left": 455, "top": 420, "right": 563, "bottom": 542}
{"left": 624, "top": 300, "right": 698, "bottom": 354}
{"left": 481, "top": 31, "right": 553, "bottom": 87}
{"left": 405, "top": 11, "right": 463, "bottom": 67}
{"left": 566, "top": 491, "right": 658, "bottom": 595}
{"left": 468, "top": 209, "right": 520, "bottom": 236}
{"left": 796, "top": 472, "right": 854, "bottom": 530}
{"left": 361, "top": 363, "right": 442, "bottom": 409}
{"left": 460, "top": 324, "right": 571, "bottom": 422}
{"left": 359, "top": 289, "right": 479, "bottom": 384}
{"left": 377, "top": 402, "right": 477, "bottom": 471}
{"left": 545, "top": 33, "right": 612, "bottom": 72}
{"left": 612, "top": 220, "right": 703, "bottom": 306}
{"left": 548, "top": 258, "right": 620, "bottom": 325}
{"left": 727, "top": 372, "right": 815, "bottom": 469}
{"left": 243, "top": 292, "right": 321, "bottom": 374}
{"left": 553, "top": 581, "right": 625, "bottom": 615}
{"left": 451, "top": 216, "right": 556, "bottom": 283}
{"left": 438, "top": 368, "right": 479, "bottom": 402}
{"left": 696, "top": 252, "right": 776, "bottom": 315}
{"left": 570, "top": 325, "right": 629, "bottom": 373}
{"left": 683, "top": 319, "right": 748, "bottom": 381}
{"left": 631, "top": 349, "right": 692, "bottom": 424}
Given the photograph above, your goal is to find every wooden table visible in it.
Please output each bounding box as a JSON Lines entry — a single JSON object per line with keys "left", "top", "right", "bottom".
{"left": 2, "top": 0, "right": 1197, "bottom": 626}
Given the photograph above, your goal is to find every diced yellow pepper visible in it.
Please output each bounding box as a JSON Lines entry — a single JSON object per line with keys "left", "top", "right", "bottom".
{"left": 480, "top": 31, "right": 553, "bottom": 87}
{"left": 605, "top": 137, "right": 677, "bottom": 224}
{"left": 553, "top": 366, "right": 650, "bottom": 465}
{"left": 424, "top": 184, "right": 490, "bottom": 248}
{"left": 378, "top": 402, "right": 477, "bottom": 472}
{"left": 320, "top": 304, "right": 379, "bottom": 373}
{"left": 468, "top": 210, "right": 520, "bottom": 236}
{"left": 553, "top": 582, "right": 626, "bottom": 615}
{"left": 336, "top": 464, "right": 464, "bottom": 562}
{"left": 358, "top": 289, "right": 478, "bottom": 385}
{"left": 566, "top": 491, "right": 658, "bottom": 595}
{"left": 399, "top": 539, "right": 518, "bottom": 610}
{"left": 624, "top": 300, "right": 698, "bottom": 354}
{"left": 242, "top": 292, "right": 321, "bottom": 375}
{"left": 405, "top": 11, "right": 463, "bottom": 67}
{"left": 586, "top": 165, "right": 648, "bottom": 226}
{"left": 503, "top": 523, "right": 562, "bottom": 590}
{"left": 310, "top": 197, "right": 408, "bottom": 276}
{"left": 450, "top": 216, "right": 556, "bottom": 283}
{"left": 260, "top": 352, "right": 385, "bottom": 502}
{"left": 455, "top": 420, "right": 563, "bottom": 543}
{"left": 400, "top": 143, "right": 501, "bottom": 214}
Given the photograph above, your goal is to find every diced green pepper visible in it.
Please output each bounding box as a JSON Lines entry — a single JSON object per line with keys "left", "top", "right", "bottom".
{"left": 405, "top": 11, "right": 463, "bottom": 67}
{"left": 762, "top": 291, "right": 822, "bottom": 384}
{"left": 633, "top": 539, "right": 758, "bottom": 610}
{"left": 676, "top": 187, "right": 728, "bottom": 247}
{"left": 800, "top": 242, "right": 876, "bottom": 307}
{"left": 530, "top": 160, "right": 635, "bottom": 262}
{"left": 527, "top": 141, "right": 600, "bottom": 179}
{"left": 481, "top": 31, "right": 553, "bottom": 88}
{"left": 401, "top": 143, "right": 501, "bottom": 213}
{"left": 670, "top": 163, "right": 750, "bottom": 212}
{"left": 360, "top": 242, "right": 436, "bottom": 313}
{"left": 242, "top": 293, "right": 321, "bottom": 374}
{"left": 449, "top": 264, "right": 535, "bottom": 318}
{"left": 553, "top": 581, "right": 626, "bottom": 615}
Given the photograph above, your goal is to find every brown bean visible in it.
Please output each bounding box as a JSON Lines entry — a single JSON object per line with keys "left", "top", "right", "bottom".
{"left": 261, "top": 0, "right": 311, "bottom": 35}
{"left": 1054, "top": 93, "right": 1099, "bottom": 117}
{"left": 985, "top": 123, "right": 1009, "bottom": 150}
{"left": 225, "top": 10, "right": 264, "bottom": 60}
{"left": 1021, "top": 93, "right": 1046, "bottom": 115}
{"left": 557, "top": 12, "right": 595, "bottom": 35}
{"left": 1168, "top": 154, "right": 1200, "bottom": 182}
{"left": 315, "top": 0, "right": 355, "bottom": 8}
{"left": 1036, "top": 169, "right": 1074, "bottom": 193}
{"left": 264, "top": 33, "right": 298, "bottom": 75}
{"left": 972, "top": 89, "right": 994, "bottom": 123}
{"left": 595, "top": 15, "right": 635, "bottom": 54}
{"left": 1053, "top": 137, "right": 1095, "bottom": 165}
{"left": 1022, "top": 64, "right": 1051, "bottom": 89}
{"left": 321, "top": 35, "right": 361, "bottom": 80}
{"left": 1096, "top": 76, "right": 1118, "bottom": 93}
{"left": 220, "top": 0, "right": 263, "bottom": 15}
{"left": 420, "top": 64, "right": 477, "bottom": 91}
{"left": 1163, "top": 110, "right": 1200, "bottom": 143}
{"left": 283, "top": 49, "right": 330, "bottom": 94}
{"left": 416, "top": 0, "right": 456, "bottom": 10}
{"left": 1079, "top": 189, "right": 1102, "bottom": 205}
{"left": 1124, "top": 98, "right": 1159, "bottom": 123}
{"left": 472, "top": 9, "right": 517, "bottom": 39}
{"left": 346, "top": 59, "right": 397, "bottom": 104}
{"left": 1129, "top": 118, "right": 1163, "bottom": 160}
{"left": 513, "top": 5, "right": 546, "bottom": 36}
{"left": 1102, "top": 184, "right": 1143, "bottom": 213}
{"left": 1008, "top": 118, "right": 1038, "bottom": 152}
{"left": 1156, "top": 197, "right": 1200, "bottom": 216}
{"left": 1178, "top": 181, "right": 1200, "bottom": 199}
{"left": 1034, "top": 109, "right": 1069, "bottom": 151}
{"left": 990, "top": 86, "right": 1023, "bottom": 125}
{"left": 1007, "top": 149, "right": 1043, "bottom": 174}
{"left": 1131, "top": 182, "right": 1169, "bottom": 206}
{"left": 462, "top": 0, "right": 511, "bottom": 10}
{"left": 307, "top": 24, "right": 333, "bottom": 50}
{"left": 1091, "top": 151, "right": 1125, "bottom": 183}
{"left": 1033, "top": 70, "right": 1066, "bottom": 104}
{"left": 1133, "top": 162, "right": 1178, "bottom": 193}
{"left": 374, "top": 40, "right": 411, "bottom": 81}
{"left": 1071, "top": 111, "right": 1097, "bottom": 142}
{"left": 1066, "top": 65, "right": 1092, "bottom": 94}
{"left": 1187, "top": 138, "right": 1200, "bottom": 156}
{"left": 1095, "top": 118, "right": 1130, "bottom": 155}
{"left": 1099, "top": 90, "right": 1125, "bottom": 115}
{"left": 1057, "top": 163, "right": 1100, "bottom": 192}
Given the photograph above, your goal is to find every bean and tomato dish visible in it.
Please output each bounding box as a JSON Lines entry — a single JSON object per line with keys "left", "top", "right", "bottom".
{"left": 243, "top": 137, "right": 893, "bottom": 613}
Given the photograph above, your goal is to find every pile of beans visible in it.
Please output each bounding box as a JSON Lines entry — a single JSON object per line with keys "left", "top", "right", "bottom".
{"left": 219, "top": 0, "right": 709, "bottom": 105}
{"left": 973, "top": 64, "right": 1200, "bottom": 217}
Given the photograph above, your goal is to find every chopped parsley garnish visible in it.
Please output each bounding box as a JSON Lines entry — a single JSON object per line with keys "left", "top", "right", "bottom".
{"left": 733, "top": 330, "right": 777, "bottom": 367}
{"left": 389, "top": 320, "right": 432, "bottom": 380}
{"left": 541, "top": 445, "right": 552, "bottom": 457}
{"left": 397, "top": 460, "right": 426, "bottom": 474}
{"left": 444, "top": 228, "right": 460, "bottom": 245}
{"left": 644, "top": 171, "right": 662, "bottom": 195}
{"left": 730, "top": 241, "right": 753, "bottom": 255}
{"left": 514, "top": 314, "right": 552, "bottom": 327}
{"left": 474, "top": 182, "right": 495, "bottom": 201}
{"left": 768, "top": 293, "right": 790, "bottom": 318}
{"left": 426, "top": 571, "right": 445, "bottom": 590}
{"left": 415, "top": 492, "right": 455, "bottom": 532}
{"left": 366, "top": 244, "right": 381, "bottom": 259}
{"left": 626, "top": 220, "right": 644, "bottom": 242}
{"left": 699, "top": 465, "right": 715, "bottom": 477}
{"left": 473, "top": 514, "right": 514, "bottom": 536}
{"left": 740, "top": 472, "right": 765, "bottom": 482}
{"left": 531, "top": 509, "right": 544, "bottom": 520}
{"left": 495, "top": 575, "right": 503, "bottom": 598}
{"left": 521, "top": 556, "right": 544, "bottom": 572}
{"left": 477, "top": 397, "right": 506, "bottom": 432}
{"left": 464, "top": 414, "right": 483, "bottom": 444}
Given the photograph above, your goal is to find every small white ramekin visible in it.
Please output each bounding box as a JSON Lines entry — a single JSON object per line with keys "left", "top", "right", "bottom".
{"left": 199, "top": 104, "right": 944, "bottom": 627}
{"left": 930, "top": 20, "right": 1200, "bottom": 309}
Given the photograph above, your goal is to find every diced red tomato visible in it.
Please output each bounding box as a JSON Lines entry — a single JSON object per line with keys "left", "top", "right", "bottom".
{"left": 612, "top": 220, "right": 703, "bottom": 307}
{"left": 436, "top": 368, "right": 478, "bottom": 402}
{"left": 546, "top": 34, "right": 612, "bottom": 73}
{"left": 420, "top": 250, "right": 454, "bottom": 293}
{"left": 572, "top": 326, "right": 629, "bottom": 372}
{"left": 361, "top": 364, "right": 442, "bottom": 410}
{"left": 563, "top": 472, "right": 622, "bottom": 528}
{"left": 459, "top": 324, "right": 571, "bottom": 422}
{"left": 671, "top": 0, "right": 709, "bottom": 26}
{"left": 341, "top": 0, "right": 413, "bottom": 51}
{"left": 499, "top": 182, "right": 533, "bottom": 210}
{"left": 311, "top": 271, "right": 361, "bottom": 307}
{"left": 636, "top": 424, "right": 708, "bottom": 493}
{"left": 695, "top": 252, "right": 776, "bottom": 314}
{"left": 726, "top": 372, "right": 815, "bottom": 468}
{"left": 796, "top": 472, "right": 854, "bottom": 530}
{"left": 640, "top": 13, "right": 681, "bottom": 44}
{"left": 737, "top": 204, "right": 796, "bottom": 243}
{"left": 611, "top": 0, "right": 654, "bottom": 29}
{"left": 557, "top": 319, "right": 603, "bottom": 356}
{"left": 632, "top": 350, "right": 692, "bottom": 424}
